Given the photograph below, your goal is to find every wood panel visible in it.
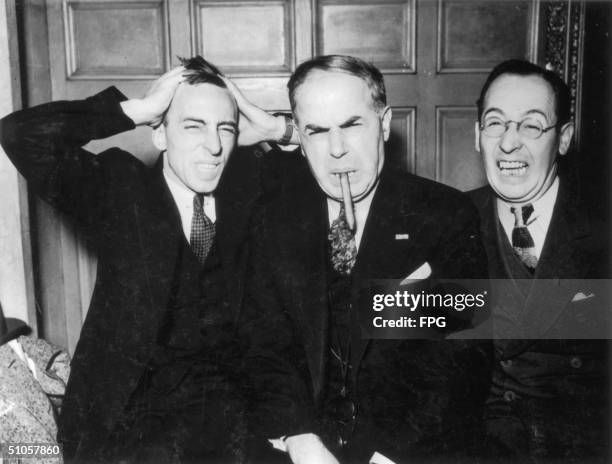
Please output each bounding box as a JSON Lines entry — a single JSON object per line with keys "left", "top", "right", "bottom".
{"left": 64, "top": 0, "right": 169, "bottom": 79}
{"left": 193, "top": 0, "right": 294, "bottom": 74}
{"left": 387, "top": 107, "right": 416, "bottom": 173}
{"left": 0, "top": 0, "right": 37, "bottom": 331}
{"left": 315, "top": 0, "right": 415, "bottom": 72}
{"left": 435, "top": 106, "right": 486, "bottom": 191}
{"left": 438, "top": 0, "right": 538, "bottom": 73}
{"left": 19, "top": 0, "right": 585, "bottom": 354}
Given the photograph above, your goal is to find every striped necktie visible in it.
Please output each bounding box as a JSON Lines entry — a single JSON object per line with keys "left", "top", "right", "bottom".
{"left": 510, "top": 203, "right": 537, "bottom": 270}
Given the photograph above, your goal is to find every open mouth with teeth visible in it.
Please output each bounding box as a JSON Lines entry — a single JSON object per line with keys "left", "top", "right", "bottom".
{"left": 196, "top": 163, "right": 220, "bottom": 171}
{"left": 498, "top": 160, "right": 528, "bottom": 176}
{"left": 331, "top": 171, "right": 356, "bottom": 185}
{"left": 332, "top": 170, "right": 356, "bottom": 175}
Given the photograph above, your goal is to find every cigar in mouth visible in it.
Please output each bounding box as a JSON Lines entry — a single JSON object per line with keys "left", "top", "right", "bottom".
{"left": 338, "top": 172, "right": 356, "bottom": 232}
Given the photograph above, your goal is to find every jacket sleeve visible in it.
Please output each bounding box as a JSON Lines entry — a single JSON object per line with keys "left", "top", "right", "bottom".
{"left": 239, "top": 204, "right": 317, "bottom": 444}
{"left": 0, "top": 87, "right": 137, "bottom": 230}
{"left": 375, "top": 194, "right": 493, "bottom": 461}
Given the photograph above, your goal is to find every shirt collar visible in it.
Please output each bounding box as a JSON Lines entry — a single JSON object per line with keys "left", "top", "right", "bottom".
{"left": 162, "top": 153, "right": 216, "bottom": 220}
{"left": 531, "top": 176, "right": 559, "bottom": 228}
{"left": 496, "top": 176, "right": 559, "bottom": 233}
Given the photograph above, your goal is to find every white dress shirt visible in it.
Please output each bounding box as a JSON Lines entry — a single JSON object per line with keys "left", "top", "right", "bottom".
{"left": 163, "top": 155, "right": 216, "bottom": 242}
{"left": 497, "top": 177, "right": 559, "bottom": 260}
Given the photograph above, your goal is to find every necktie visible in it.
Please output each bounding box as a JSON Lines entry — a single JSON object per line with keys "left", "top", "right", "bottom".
{"left": 510, "top": 203, "right": 537, "bottom": 270}
{"left": 329, "top": 204, "right": 357, "bottom": 275}
{"left": 190, "top": 193, "right": 215, "bottom": 264}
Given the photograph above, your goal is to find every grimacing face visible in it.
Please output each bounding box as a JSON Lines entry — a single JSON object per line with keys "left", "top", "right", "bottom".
{"left": 475, "top": 74, "right": 574, "bottom": 204}
{"left": 293, "top": 70, "right": 392, "bottom": 202}
{"left": 153, "top": 82, "right": 238, "bottom": 193}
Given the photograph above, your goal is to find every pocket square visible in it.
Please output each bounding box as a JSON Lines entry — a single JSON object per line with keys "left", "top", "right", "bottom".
{"left": 268, "top": 438, "right": 288, "bottom": 452}
{"left": 394, "top": 233, "right": 409, "bottom": 240}
{"left": 400, "top": 262, "right": 431, "bottom": 285}
{"left": 370, "top": 451, "right": 397, "bottom": 464}
{"left": 572, "top": 292, "right": 595, "bottom": 302}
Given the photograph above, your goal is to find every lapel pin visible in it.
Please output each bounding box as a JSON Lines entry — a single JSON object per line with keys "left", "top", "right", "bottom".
{"left": 395, "top": 233, "right": 409, "bottom": 240}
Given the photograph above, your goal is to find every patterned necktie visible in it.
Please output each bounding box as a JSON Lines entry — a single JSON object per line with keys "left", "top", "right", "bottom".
{"left": 190, "top": 193, "right": 215, "bottom": 265}
{"left": 329, "top": 204, "right": 357, "bottom": 275}
{"left": 510, "top": 203, "right": 537, "bottom": 270}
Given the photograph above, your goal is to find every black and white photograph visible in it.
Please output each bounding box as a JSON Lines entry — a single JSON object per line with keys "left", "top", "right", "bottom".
{"left": 0, "top": 0, "right": 610, "bottom": 463}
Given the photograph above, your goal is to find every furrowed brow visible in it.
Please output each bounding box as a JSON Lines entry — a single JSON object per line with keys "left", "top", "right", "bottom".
{"left": 482, "top": 108, "right": 504, "bottom": 118}
{"left": 183, "top": 117, "right": 205, "bottom": 124}
{"left": 304, "top": 123, "right": 329, "bottom": 132}
{"left": 339, "top": 116, "right": 361, "bottom": 128}
{"left": 523, "top": 109, "right": 549, "bottom": 120}
{"left": 219, "top": 121, "right": 238, "bottom": 129}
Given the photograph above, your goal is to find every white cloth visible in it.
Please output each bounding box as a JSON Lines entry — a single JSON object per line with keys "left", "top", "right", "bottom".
{"left": 7, "top": 339, "right": 38, "bottom": 380}
{"left": 497, "top": 177, "right": 559, "bottom": 260}
{"left": 163, "top": 154, "right": 216, "bottom": 242}
{"left": 369, "top": 451, "right": 397, "bottom": 464}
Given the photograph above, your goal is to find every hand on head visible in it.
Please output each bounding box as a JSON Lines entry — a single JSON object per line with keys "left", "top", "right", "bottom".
{"left": 120, "top": 66, "right": 186, "bottom": 127}
{"left": 221, "top": 76, "right": 291, "bottom": 146}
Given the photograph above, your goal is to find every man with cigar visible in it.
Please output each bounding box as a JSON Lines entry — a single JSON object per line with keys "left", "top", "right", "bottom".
{"left": 238, "top": 55, "right": 492, "bottom": 464}
{"left": 470, "top": 59, "right": 610, "bottom": 461}
{"left": 0, "top": 56, "right": 290, "bottom": 463}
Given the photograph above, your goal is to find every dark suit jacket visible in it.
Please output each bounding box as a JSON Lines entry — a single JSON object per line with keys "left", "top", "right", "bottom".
{"left": 242, "top": 158, "right": 493, "bottom": 463}
{"left": 0, "top": 88, "right": 268, "bottom": 461}
{"left": 470, "top": 175, "right": 611, "bottom": 461}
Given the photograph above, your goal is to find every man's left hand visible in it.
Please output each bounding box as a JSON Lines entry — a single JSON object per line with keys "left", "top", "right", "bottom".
{"left": 222, "top": 77, "right": 288, "bottom": 146}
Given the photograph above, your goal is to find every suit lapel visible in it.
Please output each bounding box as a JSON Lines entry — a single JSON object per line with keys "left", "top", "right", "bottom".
{"left": 534, "top": 179, "right": 592, "bottom": 280}
{"left": 351, "top": 170, "right": 429, "bottom": 374}
{"left": 501, "top": 179, "right": 593, "bottom": 357}
{"left": 354, "top": 170, "right": 428, "bottom": 278}
{"left": 215, "top": 178, "right": 258, "bottom": 326}
{"left": 478, "top": 188, "right": 509, "bottom": 278}
{"left": 275, "top": 180, "right": 330, "bottom": 400}
{"left": 520, "top": 181, "right": 591, "bottom": 321}
{"left": 131, "top": 157, "right": 183, "bottom": 354}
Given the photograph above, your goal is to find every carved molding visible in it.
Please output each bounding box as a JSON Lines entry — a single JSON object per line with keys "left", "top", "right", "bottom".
{"left": 541, "top": 0, "right": 584, "bottom": 121}
{"left": 542, "top": 2, "right": 567, "bottom": 76}
{"left": 388, "top": 107, "right": 416, "bottom": 173}
{"left": 568, "top": 1, "right": 584, "bottom": 126}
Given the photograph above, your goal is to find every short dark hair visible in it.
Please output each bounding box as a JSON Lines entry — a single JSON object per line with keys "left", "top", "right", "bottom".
{"left": 178, "top": 55, "right": 227, "bottom": 88}
{"left": 287, "top": 55, "right": 387, "bottom": 113}
{"left": 161, "top": 56, "right": 229, "bottom": 126}
{"left": 476, "top": 59, "right": 571, "bottom": 126}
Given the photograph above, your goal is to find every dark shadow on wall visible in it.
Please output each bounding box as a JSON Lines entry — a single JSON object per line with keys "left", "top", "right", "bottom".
{"left": 577, "top": 1, "right": 611, "bottom": 209}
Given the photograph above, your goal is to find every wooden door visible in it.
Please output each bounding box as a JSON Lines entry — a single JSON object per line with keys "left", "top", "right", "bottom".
{"left": 20, "top": 0, "right": 584, "bottom": 352}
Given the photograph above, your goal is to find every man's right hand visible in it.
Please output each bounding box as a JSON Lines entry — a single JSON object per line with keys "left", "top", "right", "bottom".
{"left": 120, "top": 66, "right": 186, "bottom": 127}
{"left": 284, "top": 434, "right": 340, "bottom": 464}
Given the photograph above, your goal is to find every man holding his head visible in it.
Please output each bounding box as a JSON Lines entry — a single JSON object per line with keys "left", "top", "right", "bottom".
{"left": 239, "top": 55, "right": 492, "bottom": 464}
{"left": 0, "top": 56, "right": 288, "bottom": 463}
{"left": 470, "top": 59, "right": 610, "bottom": 460}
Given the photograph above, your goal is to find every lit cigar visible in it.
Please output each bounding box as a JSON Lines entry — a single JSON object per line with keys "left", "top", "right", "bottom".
{"left": 338, "top": 172, "right": 356, "bottom": 232}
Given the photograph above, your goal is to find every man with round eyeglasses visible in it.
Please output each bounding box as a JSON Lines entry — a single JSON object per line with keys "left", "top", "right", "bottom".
{"left": 469, "top": 59, "right": 610, "bottom": 461}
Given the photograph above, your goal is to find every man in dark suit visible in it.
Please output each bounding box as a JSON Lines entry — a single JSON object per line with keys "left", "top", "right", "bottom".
{"left": 240, "top": 55, "right": 492, "bottom": 464}
{"left": 0, "top": 56, "right": 290, "bottom": 463}
{"left": 469, "top": 59, "right": 610, "bottom": 462}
